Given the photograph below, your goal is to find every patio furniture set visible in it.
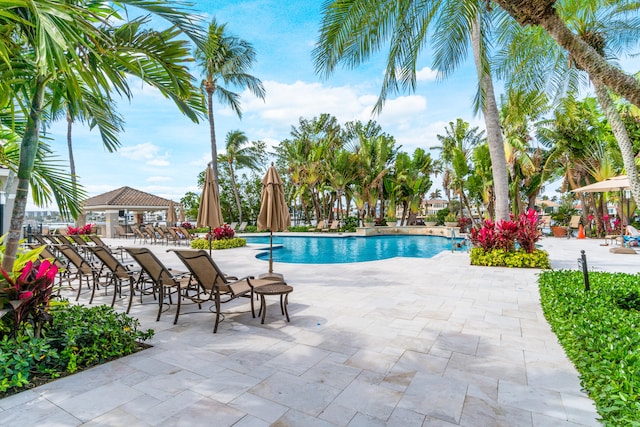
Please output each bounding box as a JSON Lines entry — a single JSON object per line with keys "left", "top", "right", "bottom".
{"left": 29, "top": 233, "right": 293, "bottom": 332}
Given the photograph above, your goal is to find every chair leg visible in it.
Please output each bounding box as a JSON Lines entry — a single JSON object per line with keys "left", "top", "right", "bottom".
{"left": 126, "top": 277, "right": 134, "bottom": 314}
{"left": 250, "top": 289, "right": 255, "bottom": 318}
{"left": 156, "top": 284, "right": 163, "bottom": 321}
{"left": 173, "top": 285, "right": 181, "bottom": 325}
{"left": 75, "top": 275, "right": 83, "bottom": 301}
{"left": 213, "top": 293, "right": 221, "bottom": 333}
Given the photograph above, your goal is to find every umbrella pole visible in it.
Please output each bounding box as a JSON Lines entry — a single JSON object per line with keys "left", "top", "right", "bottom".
{"left": 269, "top": 230, "right": 273, "bottom": 274}
{"left": 209, "top": 226, "right": 212, "bottom": 256}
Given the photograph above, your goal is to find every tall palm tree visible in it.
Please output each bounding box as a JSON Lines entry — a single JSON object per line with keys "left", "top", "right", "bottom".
{"left": 218, "top": 130, "right": 267, "bottom": 223}
{"left": 497, "top": 0, "right": 640, "bottom": 213}
{"left": 0, "top": 1, "right": 205, "bottom": 271}
{"left": 493, "top": 0, "right": 640, "bottom": 107}
{"left": 314, "top": 0, "right": 511, "bottom": 221}
{"left": 194, "top": 19, "right": 265, "bottom": 185}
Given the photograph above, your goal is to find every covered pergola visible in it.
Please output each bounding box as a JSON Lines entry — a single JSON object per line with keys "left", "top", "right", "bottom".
{"left": 80, "top": 186, "right": 177, "bottom": 238}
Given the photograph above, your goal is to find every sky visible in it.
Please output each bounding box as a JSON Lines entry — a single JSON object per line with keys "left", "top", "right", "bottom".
{"left": 33, "top": 0, "right": 640, "bottom": 211}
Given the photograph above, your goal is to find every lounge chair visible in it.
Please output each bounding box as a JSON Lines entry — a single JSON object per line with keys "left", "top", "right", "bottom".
{"left": 169, "top": 249, "right": 284, "bottom": 333}
{"left": 623, "top": 225, "right": 640, "bottom": 246}
{"left": 324, "top": 220, "right": 339, "bottom": 232}
{"left": 115, "top": 225, "right": 135, "bottom": 239}
{"left": 309, "top": 220, "right": 325, "bottom": 232}
{"left": 229, "top": 222, "right": 238, "bottom": 230}
{"left": 122, "top": 247, "right": 193, "bottom": 324}
{"left": 86, "top": 246, "right": 139, "bottom": 313}
{"left": 28, "top": 244, "right": 72, "bottom": 294}
{"left": 132, "top": 226, "right": 147, "bottom": 244}
{"left": 56, "top": 243, "right": 101, "bottom": 302}
{"left": 87, "top": 234, "right": 127, "bottom": 261}
{"left": 567, "top": 215, "right": 581, "bottom": 237}
{"left": 237, "top": 222, "right": 248, "bottom": 232}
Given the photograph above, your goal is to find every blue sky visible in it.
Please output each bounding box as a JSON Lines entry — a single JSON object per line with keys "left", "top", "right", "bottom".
{"left": 35, "top": 0, "right": 639, "bottom": 210}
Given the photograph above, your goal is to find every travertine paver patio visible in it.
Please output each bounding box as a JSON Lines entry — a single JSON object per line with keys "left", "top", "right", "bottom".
{"left": 1, "top": 234, "right": 634, "bottom": 426}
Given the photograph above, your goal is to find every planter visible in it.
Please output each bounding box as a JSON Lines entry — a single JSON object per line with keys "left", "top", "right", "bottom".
{"left": 364, "top": 222, "right": 375, "bottom": 228}
{"left": 551, "top": 226, "right": 568, "bottom": 237}
{"left": 425, "top": 222, "right": 437, "bottom": 227}
{"left": 445, "top": 222, "right": 458, "bottom": 227}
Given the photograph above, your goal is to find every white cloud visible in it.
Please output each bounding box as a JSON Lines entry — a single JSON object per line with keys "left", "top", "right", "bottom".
{"left": 119, "top": 142, "right": 170, "bottom": 166}
{"left": 416, "top": 66, "right": 439, "bottom": 82}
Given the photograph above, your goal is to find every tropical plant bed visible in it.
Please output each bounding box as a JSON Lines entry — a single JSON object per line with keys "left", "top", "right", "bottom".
{"left": 539, "top": 270, "right": 640, "bottom": 424}
{"left": 190, "top": 237, "right": 246, "bottom": 250}
{"left": 1, "top": 304, "right": 154, "bottom": 398}
{"left": 470, "top": 248, "right": 551, "bottom": 268}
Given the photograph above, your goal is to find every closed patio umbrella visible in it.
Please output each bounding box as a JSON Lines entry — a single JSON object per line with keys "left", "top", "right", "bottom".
{"left": 257, "top": 163, "right": 290, "bottom": 279}
{"left": 197, "top": 165, "right": 224, "bottom": 254}
{"left": 179, "top": 204, "right": 185, "bottom": 223}
{"left": 166, "top": 200, "right": 177, "bottom": 226}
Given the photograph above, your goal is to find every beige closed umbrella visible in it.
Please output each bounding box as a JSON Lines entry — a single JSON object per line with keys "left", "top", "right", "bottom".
{"left": 179, "top": 204, "right": 185, "bottom": 223}
{"left": 166, "top": 200, "right": 178, "bottom": 226}
{"left": 197, "top": 165, "right": 224, "bottom": 254}
{"left": 257, "top": 163, "right": 291, "bottom": 279}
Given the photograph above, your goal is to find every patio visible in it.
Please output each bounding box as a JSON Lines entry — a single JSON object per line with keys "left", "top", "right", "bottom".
{"left": 1, "top": 234, "right": 632, "bottom": 426}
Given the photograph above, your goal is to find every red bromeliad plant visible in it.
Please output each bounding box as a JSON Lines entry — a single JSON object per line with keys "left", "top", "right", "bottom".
{"left": 206, "top": 224, "right": 235, "bottom": 241}
{"left": 470, "top": 219, "right": 498, "bottom": 250}
{"left": 66, "top": 224, "right": 94, "bottom": 235}
{"left": 471, "top": 209, "right": 541, "bottom": 254}
{"left": 516, "top": 209, "right": 541, "bottom": 253}
{"left": 0, "top": 259, "right": 58, "bottom": 337}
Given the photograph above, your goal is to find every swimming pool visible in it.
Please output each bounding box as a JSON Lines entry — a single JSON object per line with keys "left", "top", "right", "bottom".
{"left": 245, "top": 235, "right": 465, "bottom": 264}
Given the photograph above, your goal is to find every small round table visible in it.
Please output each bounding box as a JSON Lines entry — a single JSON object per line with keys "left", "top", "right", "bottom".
{"left": 254, "top": 283, "right": 293, "bottom": 324}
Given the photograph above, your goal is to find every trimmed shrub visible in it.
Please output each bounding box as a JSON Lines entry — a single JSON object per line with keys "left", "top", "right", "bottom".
{"left": 190, "top": 237, "right": 246, "bottom": 250}
{"left": 470, "top": 248, "right": 550, "bottom": 269}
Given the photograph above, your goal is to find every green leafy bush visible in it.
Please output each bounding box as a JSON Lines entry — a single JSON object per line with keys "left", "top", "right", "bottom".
{"left": 190, "top": 237, "right": 246, "bottom": 250}
{"left": 343, "top": 216, "right": 358, "bottom": 232}
{"left": 288, "top": 226, "right": 313, "bottom": 232}
{"left": 470, "top": 248, "right": 550, "bottom": 268}
{"left": 243, "top": 225, "right": 258, "bottom": 233}
{"left": 0, "top": 304, "right": 153, "bottom": 396}
{"left": 539, "top": 270, "right": 640, "bottom": 424}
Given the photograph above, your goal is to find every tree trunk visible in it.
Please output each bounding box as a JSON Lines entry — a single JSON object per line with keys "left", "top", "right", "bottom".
{"left": 66, "top": 109, "right": 77, "bottom": 199}
{"left": 206, "top": 85, "right": 219, "bottom": 185}
{"left": 2, "top": 77, "right": 46, "bottom": 272}
{"left": 593, "top": 83, "right": 640, "bottom": 216}
{"left": 471, "top": 16, "right": 510, "bottom": 221}
{"left": 228, "top": 161, "right": 243, "bottom": 223}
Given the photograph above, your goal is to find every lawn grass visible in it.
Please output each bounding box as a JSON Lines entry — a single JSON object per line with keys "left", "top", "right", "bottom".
{"left": 539, "top": 270, "right": 640, "bottom": 426}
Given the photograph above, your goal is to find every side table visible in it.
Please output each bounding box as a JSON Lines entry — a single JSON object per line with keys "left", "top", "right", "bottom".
{"left": 254, "top": 283, "right": 293, "bottom": 324}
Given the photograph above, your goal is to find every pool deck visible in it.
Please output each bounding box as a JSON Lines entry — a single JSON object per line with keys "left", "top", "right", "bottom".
{"left": 1, "top": 234, "right": 635, "bottom": 426}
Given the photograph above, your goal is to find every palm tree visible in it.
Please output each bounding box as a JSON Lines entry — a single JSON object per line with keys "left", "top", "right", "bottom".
{"left": 493, "top": 0, "right": 640, "bottom": 107}
{"left": 314, "top": 0, "right": 512, "bottom": 221}
{"left": 0, "top": 1, "right": 205, "bottom": 271}
{"left": 497, "top": 0, "right": 640, "bottom": 215}
{"left": 218, "top": 130, "right": 267, "bottom": 223}
{"left": 194, "top": 19, "right": 265, "bottom": 185}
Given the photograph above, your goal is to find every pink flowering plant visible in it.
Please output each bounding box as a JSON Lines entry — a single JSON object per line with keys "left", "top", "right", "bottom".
{"left": 66, "top": 224, "right": 93, "bottom": 235}
{"left": 206, "top": 224, "right": 235, "bottom": 241}
{"left": 470, "top": 209, "right": 548, "bottom": 268}
{"left": 0, "top": 246, "right": 58, "bottom": 337}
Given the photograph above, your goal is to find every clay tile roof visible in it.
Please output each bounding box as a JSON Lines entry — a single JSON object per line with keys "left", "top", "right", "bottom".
{"left": 82, "top": 186, "right": 173, "bottom": 209}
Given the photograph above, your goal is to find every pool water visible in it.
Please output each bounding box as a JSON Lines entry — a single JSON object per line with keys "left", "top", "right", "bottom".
{"left": 245, "top": 235, "right": 465, "bottom": 264}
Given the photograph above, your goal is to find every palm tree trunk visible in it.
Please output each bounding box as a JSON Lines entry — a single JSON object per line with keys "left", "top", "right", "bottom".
{"left": 228, "top": 161, "right": 243, "bottom": 223}
{"left": 67, "top": 110, "right": 76, "bottom": 193}
{"left": 593, "top": 82, "right": 640, "bottom": 216}
{"left": 2, "top": 77, "right": 46, "bottom": 272}
{"left": 206, "top": 87, "right": 219, "bottom": 184}
{"left": 471, "top": 16, "right": 510, "bottom": 221}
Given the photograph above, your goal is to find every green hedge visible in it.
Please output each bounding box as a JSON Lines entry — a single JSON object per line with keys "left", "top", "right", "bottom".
{"left": 190, "top": 237, "right": 246, "bottom": 250}
{"left": 1, "top": 304, "right": 153, "bottom": 396}
{"left": 539, "top": 270, "right": 640, "bottom": 425}
{"left": 470, "top": 248, "right": 551, "bottom": 268}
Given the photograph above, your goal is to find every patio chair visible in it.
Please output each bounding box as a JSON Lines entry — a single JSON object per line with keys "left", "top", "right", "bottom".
{"left": 237, "top": 222, "right": 248, "bottom": 232}
{"left": 122, "top": 247, "right": 193, "bottom": 324}
{"left": 229, "top": 222, "right": 238, "bottom": 230}
{"left": 623, "top": 225, "right": 640, "bottom": 246}
{"left": 154, "top": 227, "right": 170, "bottom": 245}
{"left": 309, "top": 220, "right": 325, "bottom": 232}
{"left": 169, "top": 249, "right": 284, "bottom": 333}
{"left": 115, "top": 225, "right": 135, "bottom": 239}
{"left": 177, "top": 226, "right": 196, "bottom": 243}
{"left": 567, "top": 215, "right": 581, "bottom": 237}
{"left": 166, "top": 227, "right": 187, "bottom": 246}
{"left": 56, "top": 243, "right": 102, "bottom": 302}
{"left": 132, "top": 226, "right": 147, "bottom": 244}
{"left": 143, "top": 225, "right": 159, "bottom": 244}
{"left": 27, "top": 244, "right": 72, "bottom": 294}
{"left": 325, "top": 220, "right": 339, "bottom": 232}
{"left": 87, "top": 246, "right": 140, "bottom": 313}
{"left": 87, "top": 234, "right": 127, "bottom": 261}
